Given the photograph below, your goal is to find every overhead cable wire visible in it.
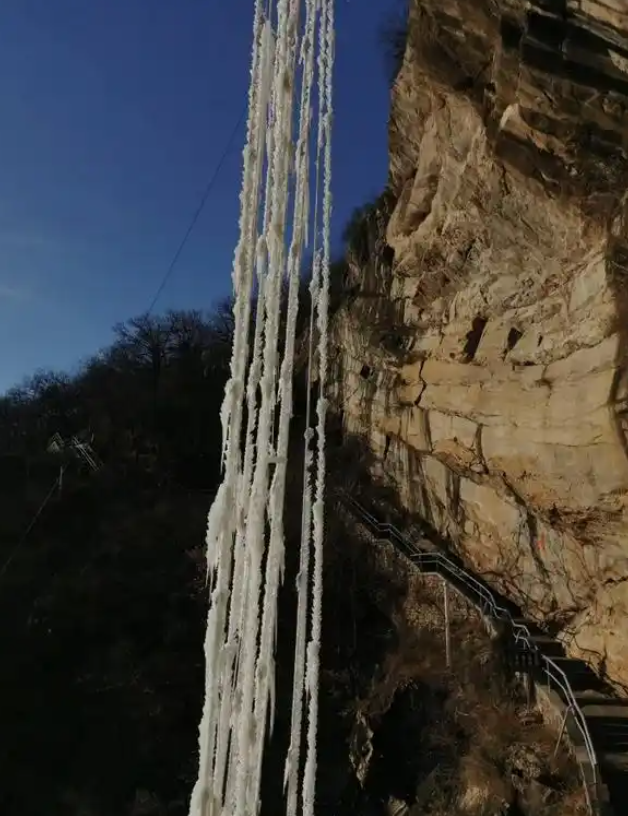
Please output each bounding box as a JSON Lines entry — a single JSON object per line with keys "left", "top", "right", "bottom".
{"left": 147, "top": 102, "right": 248, "bottom": 314}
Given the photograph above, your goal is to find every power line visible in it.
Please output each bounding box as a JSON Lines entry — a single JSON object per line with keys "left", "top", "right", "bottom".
{"left": 0, "top": 109, "right": 249, "bottom": 582}
{"left": 0, "top": 473, "right": 62, "bottom": 584}
{"left": 147, "top": 102, "right": 248, "bottom": 314}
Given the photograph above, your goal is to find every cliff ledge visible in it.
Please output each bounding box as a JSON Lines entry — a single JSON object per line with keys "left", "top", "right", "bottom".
{"left": 331, "top": 0, "right": 628, "bottom": 691}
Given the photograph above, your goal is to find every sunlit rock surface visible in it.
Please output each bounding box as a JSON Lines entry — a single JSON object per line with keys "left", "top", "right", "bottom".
{"left": 330, "top": 0, "right": 628, "bottom": 690}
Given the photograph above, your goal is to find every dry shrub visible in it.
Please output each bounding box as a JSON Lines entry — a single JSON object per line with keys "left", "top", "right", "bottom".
{"left": 356, "top": 571, "right": 587, "bottom": 815}
{"left": 457, "top": 752, "right": 512, "bottom": 814}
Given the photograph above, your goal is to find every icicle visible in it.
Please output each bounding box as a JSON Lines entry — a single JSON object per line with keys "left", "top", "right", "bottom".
{"left": 219, "top": 1, "right": 266, "bottom": 472}
{"left": 189, "top": 1, "right": 335, "bottom": 814}
{"left": 189, "top": 1, "right": 267, "bottom": 813}
{"left": 251, "top": 0, "right": 319, "bottom": 809}
{"left": 211, "top": 19, "right": 278, "bottom": 803}
{"left": 302, "top": 0, "right": 334, "bottom": 812}
{"left": 228, "top": 1, "right": 301, "bottom": 812}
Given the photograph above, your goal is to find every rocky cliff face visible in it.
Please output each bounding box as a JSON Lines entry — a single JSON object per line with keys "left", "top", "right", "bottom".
{"left": 330, "top": 0, "right": 628, "bottom": 690}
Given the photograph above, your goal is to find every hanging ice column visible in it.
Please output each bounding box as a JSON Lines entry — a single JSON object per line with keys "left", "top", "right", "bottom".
{"left": 188, "top": 1, "right": 334, "bottom": 815}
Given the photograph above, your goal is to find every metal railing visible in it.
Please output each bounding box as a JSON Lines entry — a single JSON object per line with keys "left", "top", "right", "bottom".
{"left": 343, "top": 492, "right": 600, "bottom": 814}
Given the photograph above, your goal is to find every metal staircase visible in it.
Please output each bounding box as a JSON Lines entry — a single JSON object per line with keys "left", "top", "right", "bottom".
{"left": 341, "top": 491, "right": 618, "bottom": 815}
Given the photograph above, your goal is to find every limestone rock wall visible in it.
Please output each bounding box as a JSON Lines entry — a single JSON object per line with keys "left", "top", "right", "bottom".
{"left": 330, "top": 0, "right": 628, "bottom": 690}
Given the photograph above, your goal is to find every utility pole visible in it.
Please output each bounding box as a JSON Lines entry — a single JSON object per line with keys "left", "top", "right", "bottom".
{"left": 47, "top": 433, "right": 66, "bottom": 494}
{"left": 46, "top": 430, "right": 101, "bottom": 494}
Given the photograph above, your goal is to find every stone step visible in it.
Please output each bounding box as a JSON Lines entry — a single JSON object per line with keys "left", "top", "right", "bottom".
{"left": 582, "top": 707, "right": 628, "bottom": 753}
{"left": 599, "top": 752, "right": 628, "bottom": 772}
{"left": 530, "top": 637, "right": 565, "bottom": 658}
{"left": 572, "top": 690, "right": 616, "bottom": 704}
{"left": 544, "top": 657, "right": 609, "bottom": 694}
{"left": 510, "top": 618, "right": 547, "bottom": 638}
{"left": 573, "top": 746, "right": 598, "bottom": 785}
{"left": 581, "top": 704, "right": 628, "bottom": 717}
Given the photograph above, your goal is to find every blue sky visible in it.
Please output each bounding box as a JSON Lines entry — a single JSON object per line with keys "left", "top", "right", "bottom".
{"left": 0, "top": 0, "right": 397, "bottom": 392}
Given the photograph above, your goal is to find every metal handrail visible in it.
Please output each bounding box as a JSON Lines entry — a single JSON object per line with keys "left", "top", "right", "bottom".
{"left": 343, "top": 492, "right": 600, "bottom": 812}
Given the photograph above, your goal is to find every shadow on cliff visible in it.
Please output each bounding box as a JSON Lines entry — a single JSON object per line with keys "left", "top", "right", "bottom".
{"left": 328, "top": 542, "right": 589, "bottom": 816}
